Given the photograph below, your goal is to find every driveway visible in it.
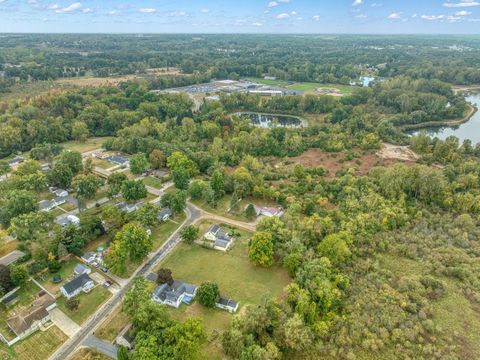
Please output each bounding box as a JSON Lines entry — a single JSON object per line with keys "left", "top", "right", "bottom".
{"left": 49, "top": 307, "right": 81, "bottom": 338}
{"left": 83, "top": 334, "right": 118, "bottom": 359}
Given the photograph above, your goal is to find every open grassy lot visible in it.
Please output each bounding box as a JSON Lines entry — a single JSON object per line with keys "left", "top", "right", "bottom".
{"left": 57, "top": 285, "right": 111, "bottom": 324}
{"left": 60, "top": 137, "right": 113, "bottom": 153}
{"left": 289, "top": 82, "right": 358, "bottom": 94}
{"left": 142, "top": 176, "right": 164, "bottom": 189}
{"left": 159, "top": 220, "right": 290, "bottom": 319}
{"left": 95, "top": 307, "right": 130, "bottom": 342}
{"left": 91, "top": 157, "right": 114, "bottom": 170}
{"left": 246, "top": 77, "right": 291, "bottom": 86}
{"left": 0, "top": 325, "right": 67, "bottom": 360}
{"left": 0, "top": 281, "right": 44, "bottom": 341}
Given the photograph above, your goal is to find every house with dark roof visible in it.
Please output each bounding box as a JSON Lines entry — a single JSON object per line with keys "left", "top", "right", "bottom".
{"left": 116, "top": 201, "right": 144, "bottom": 213}
{"left": 107, "top": 155, "right": 130, "bottom": 168}
{"left": 152, "top": 280, "right": 198, "bottom": 308}
{"left": 5, "top": 292, "right": 56, "bottom": 344}
{"left": 247, "top": 205, "right": 284, "bottom": 218}
{"left": 204, "top": 225, "right": 235, "bottom": 251}
{"left": 60, "top": 273, "right": 94, "bottom": 299}
{"left": 216, "top": 296, "right": 239, "bottom": 313}
{"left": 39, "top": 196, "right": 67, "bottom": 212}
{"left": 158, "top": 207, "right": 172, "bottom": 222}
{"left": 0, "top": 250, "right": 26, "bottom": 267}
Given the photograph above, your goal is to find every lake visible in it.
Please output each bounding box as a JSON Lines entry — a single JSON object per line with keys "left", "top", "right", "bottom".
{"left": 235, "top": 112, "right": 306, "bottom": 128}
{"left": 408, "top": 93, "right": 480, "bottom": 144}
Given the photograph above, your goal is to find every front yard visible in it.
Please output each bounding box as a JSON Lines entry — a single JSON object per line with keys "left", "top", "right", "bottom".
{"left": 95, "top": 307, "right": 130, "bottom": 342}
{"left": 57, "top": 285, "right": 111, "bottom": 325}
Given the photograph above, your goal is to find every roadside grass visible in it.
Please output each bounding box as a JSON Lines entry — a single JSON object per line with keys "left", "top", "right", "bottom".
{"left": 57, "top": 285, "right": 111, "bottom": 325}
{"left": 95, "top": 307, "right": 130, "bottom": 342}
{"left": 0, "top": 281, "right": 44, "bottom": 341}
{"left": 71, "top": 348, "right": 112, "bottom": 360}
{"left": 0, "top": 325, "right": 67, "bottom": 360}
{"left": 142, "top": 176, "right": 164, "bottom": 189}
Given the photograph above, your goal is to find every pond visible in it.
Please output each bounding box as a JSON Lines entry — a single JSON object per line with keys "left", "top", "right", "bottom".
{"left": 234, "top": 112, "right": 306, "bottom": 128}
{"left": 408, "top": 93, "right": 480, "bottom": 144}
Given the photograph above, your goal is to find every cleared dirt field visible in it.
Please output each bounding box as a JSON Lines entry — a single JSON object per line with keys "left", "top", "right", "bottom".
{"left": 286, "top": 146, "right": 417, "bottom": 178}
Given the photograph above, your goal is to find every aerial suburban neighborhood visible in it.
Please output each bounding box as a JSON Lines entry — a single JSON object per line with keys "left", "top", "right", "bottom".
{"left": 1, "top": 2, "right": 480, "bottom": 359}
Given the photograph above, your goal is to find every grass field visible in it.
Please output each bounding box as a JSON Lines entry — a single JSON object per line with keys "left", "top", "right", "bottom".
{"left": 57, "top": 285, "right": 111, "bottom": 324}
{"left": 142, "top": 176, "right": 164, "bottom": 189}
{"left": 247, "top": 77, "right": 291, "bottom": 86}
{"left": 246, "top": 77, "right": 358, "bottom": 94}
{"left": 160, "top": 220, "right": 290, "bottom": 317}
{"left": 61, "top": 137, "right": 113, "bottom": 154}
{"left": 0, "top": 325, "right": 67, "bottom": 360}
{"left": 71, "top": 348, "right": 112, "bottom": 360}
{"left": 95, "top": 307, "right": 130, "bottom": 342}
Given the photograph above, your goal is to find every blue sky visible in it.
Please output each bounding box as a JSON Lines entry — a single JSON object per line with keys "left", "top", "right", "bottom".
{"left": 0, "top": 0, "right": 479, "bottom": 33}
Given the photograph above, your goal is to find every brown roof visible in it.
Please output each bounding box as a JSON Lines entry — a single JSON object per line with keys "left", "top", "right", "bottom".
{"left": 6, "top": 293, "right": 55, "bottom": 336}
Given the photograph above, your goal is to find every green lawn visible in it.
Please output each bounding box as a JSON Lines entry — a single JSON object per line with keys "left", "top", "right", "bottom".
{"left": 0, "top": 281, "right": 43, "bottom": 341}
{"left": 91, "top": 157, "right": 114, "bottom": 170}
{"left": 142, "top": 176, "right": 164, "bottom": 189}
{"left": 57, "top": 285, "right": 111, "bottom": 324}
{"left": 61, "top": 137, "right": 113, "bottom": 153}
{"left": 37, "top": 258, "right": 84, "bottom": 296}
{"left": 0, "top": 325, "right": 67, "bottom": 360}
{"left": 246, "top": 77, "right": 291, "bottom": 86}
{"left": 95, "top": 307, "right": 130, "bottom": 342}
{"left": 160, "top": 220, "right": 290, "bottom": 318}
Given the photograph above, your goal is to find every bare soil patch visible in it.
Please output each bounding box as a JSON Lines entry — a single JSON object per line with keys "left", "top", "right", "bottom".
{"left": 286, "top": 145, "right": 417, "bottom": 178}
{"left": 376, "top": 143, "right": 420, "bottom": 162}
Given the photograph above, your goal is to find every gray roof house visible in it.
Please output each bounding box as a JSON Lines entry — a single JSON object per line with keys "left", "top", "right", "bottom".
{"left": 204, "top": 225, "right": 235, "bottom": 251}
{"left": 107, "top": 155, "right": 130, "bottom": 168}
{"left": 60, "top": 273, "right": 94, "bottom": 299}
{"left": 216, "top": 296, "right": 239, "bottom": 313}
{"left": 81, "top": 252, "right": 97, "bottom": 264}
{"left": 116, "top": 201, "right": 144, "bottom": 213}
{"left": 55, "top": 215, "right": 80, "bottom": 228}
{"left": 39, "top": 196, "right": 67, "bottom": 212}
{"left": 74, "top": 263, "right": 91, "bottom": 276}
{"left": 158, "top": 208, "right": 172, "bottom": 222}
{"left": 152, "top": 280, "right": 198, "bottom": 308}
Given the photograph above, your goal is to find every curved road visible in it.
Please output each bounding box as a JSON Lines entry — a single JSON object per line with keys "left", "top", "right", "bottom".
{"left": 49, "top": 203, "right": 201, "bottom": 360}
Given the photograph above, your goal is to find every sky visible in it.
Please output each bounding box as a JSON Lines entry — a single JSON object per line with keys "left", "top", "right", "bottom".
{"left": 0, "top": 0, "right": 480, "bottom": 34}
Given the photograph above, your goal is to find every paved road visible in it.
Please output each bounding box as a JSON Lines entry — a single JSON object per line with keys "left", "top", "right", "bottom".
{"left": 49, "top": 203, "right": 199, "bottom": 360}
{"left": 83, "top": 335, "right": 118, "bottom": 360}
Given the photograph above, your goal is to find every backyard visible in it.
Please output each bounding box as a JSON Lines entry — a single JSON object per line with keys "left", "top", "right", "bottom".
{"left": 57, "top": 285, "right": 111, "bottom": 324}
{"left": 0, "top": 326, "right": 67, "bottom": 360}
{"left": 37, "top": 258, "right": 90, "bottom": 297}
{"left": 159, "top": 220, "right": 290, "bottom": 324}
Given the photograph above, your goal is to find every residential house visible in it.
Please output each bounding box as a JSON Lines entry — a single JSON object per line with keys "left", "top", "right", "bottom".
{"left": 107, "top": 155, "right": 130, "bottom": 168}
{"left": 39, "top": 197, "right": 67, "bottom": 212}
{"left": 73, "top": 263, "right": 91, "bottom": 276}
{"left": 158, "top": 207, "right": 172, "bottom": 222}
{"left": 0, "top": 287, "right": 20, "bottom": 307}
{"left": 152, "top": 280, "right": 198, "bottom": 308}
{"left": 60, "top": 273, "right": 94, "bottom": 299}
{"left": 5, "top": 292, "right": 56, "bottom": 345}
{"left": 55, "top": 215, "right": 80, "bottom": 228}
{"left": 81, "top": 252, "right": 97, "bottom": 264}
{"left": 253, "top": 206, "right": 284, "bottom": 218}
{"left": 0, "top": 250, "right": 26, "bottom": 267}
{"left": 7, "top": 156, "right": 24, "bottom": 168}
{"left": 116, "top": 201, "right": 144, "bottom": 213}
{"left": 216, "top": 296, "right": 239, "bottom": 313}
{"left": 204, "top": 225, "right": 235, "bottom": 251}
{"left": 116, "top": 323, "right": 134, "bottom": 349}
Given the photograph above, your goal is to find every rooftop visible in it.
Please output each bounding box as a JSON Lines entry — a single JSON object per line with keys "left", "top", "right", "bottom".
{"left": 62, "top": 273, "right": 93, "bottom": 295}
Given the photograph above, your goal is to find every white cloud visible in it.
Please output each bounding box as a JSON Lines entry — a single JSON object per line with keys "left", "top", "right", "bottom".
{"left": 421, "top": 14, "right": 446, "bottom": 20}
{"left": 252, "top": 22, "right": 263, "bottom": 26}
{"left": 55, "top": 2, "right": 82, "bottom": 13}
{"left": 201, "top": 8, "right": 209, "bottom": 13}
{"left": 297, "top": 17, "right": 303, "bottom": 20}
{"left": 48, "top": 4, "right": 59, "bottom": 10}
{"left": 371, "top": 2, "right": 383, "bottom": 7}
{"left": 290, "top": 11, "right": 297, "bottom": 15}
{"left": 412, "top": 13, "right": 418, "bottom": 18}
{"left": 268, "top": 1, "right": 279, "bottom": 7}
{"left": 443, "top": 1, "right": 480, "bottom": 7}
{"left": 279, "top": 0, "right": 290, "bottom": 2}
{"left": 456, "top": 10, "right": 472, "bottom": 15}
{"left": 355, "top": 13, "right": 367, "bottom": 18}
{"left": 82, "top": 7, "right": 92, "bottom": 13}
{"left": 139, "top": 8, "right": 156, "bottom": 13}
{"left": 312, "top": 15, "right": 320, "bottom": 21}
{"left": 28, "top": 0, "right": 38, "bottom": 4}
{"left": 353, "top": 0, "right": 363, "bottom": 6}
{"left": 108, "top": 10, "right": 118, "bottom": 16}
{"left": 276, "top": 13, "right": 289, "bottom": 19}
{"left": 387, "top": 12, "right": 402, "bottom": 19}
{"left": 166, "top": 11, "right": 187, "bottom": 17}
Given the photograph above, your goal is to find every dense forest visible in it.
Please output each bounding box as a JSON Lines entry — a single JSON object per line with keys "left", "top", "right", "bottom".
{"left": 2, "top": 34, "right": 480, "bottom": 94}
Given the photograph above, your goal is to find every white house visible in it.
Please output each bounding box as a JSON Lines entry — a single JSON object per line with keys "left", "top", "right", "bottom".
{"left": 60, "top": 273, "right": 94, "bottom": 299}
{"left": 55, "top": 215, "right": 80, "bottom": 228}
{"left": 5, "top": 292, "right": 56, "bottom": 345}
{"left": 73, "top": 263, "right": 91, "bottom": 276}
{"left": 157, "top": 207, "right": 172, "bottom": 222}
{"left": 204, "top": 225, "right": 235, "bottom": 251}
{"left": 216, "top": 296, "right": 239, "bottom": 313}
{"left": 152, "top": 280, "right": 198, "bottom": 308}
{"left": 81, "top": 252, "right": 97, "bottom": 264}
